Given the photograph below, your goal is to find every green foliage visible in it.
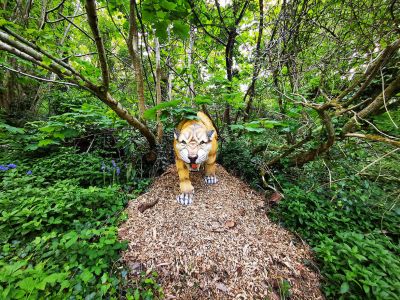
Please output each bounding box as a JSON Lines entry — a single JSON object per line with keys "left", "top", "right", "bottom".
{"left": 218, "top": 138, "right": 261, "bottom": 188}
{"left": 132, "top": 272, "right": 164, "bottom": 300}
{"left": 373, "top": 109, "right": 400, "bottom": 135}
{"left": 0, "top": 149, "right": 158, "bottom": 299}
{"left": 141, "top": 0, "right": 190, "bottom": 40}
{"left": 0, "top": 148, "right": 118, "bottom": 187}
{"left": 0, "top": 103, "right": 126, "bottom": 152}
{"left": 315, "top": 232, "right": 400, "bottom": 299}
{"left": 269, "top": 151, "right": 400, "bottom": 299}
{"left": 230, "top": 119, "right": 288, "bottom": 134}
{"left": 277, "top": 279, "right": 292, "bottom": 299}
{"left": 143, "top": 99, "right": 183, "bottom": 120}
{"left": 218, "top": 135, "right": 400, "bottom": 299}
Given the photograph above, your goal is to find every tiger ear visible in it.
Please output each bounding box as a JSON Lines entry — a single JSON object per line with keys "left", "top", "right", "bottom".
{"left": 207, "top": 130, "right": 215, "bottom": 141}
{"left": 174, "top": 129, "right": 180, "bottom": 140}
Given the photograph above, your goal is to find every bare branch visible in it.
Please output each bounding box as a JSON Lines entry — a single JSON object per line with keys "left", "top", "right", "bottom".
{"left": 243, "top": 0, "right": 264, "bottom": 121}
{"left": 46, "top": 0, "right": 66, "bottom": 14}
{"left": 214, "top": 0, "right": 229, "bottom": 34}
{"left": 290, "top": 109, "right": 335, "bottom": 167}
{"left": 0, "top": 28, "right": 156, "bottom": 150}
{"left": 234, "top": 0, "right": 249, "bottom": 26}
{"left": 345, "top": 133, "right": 400, "bottom": 147}
{"left": 106, "top": 1, "right": 127, "bottom": 42}
{"left": 155, "top": 36, "right": 163, "bottom": 143}
{"left": 0, "top": 38, "right": 74, "bottom": 81}
{"left": 266, "top": 132, "right": 313, "bottom": 167}
{"left": 57, "top": 12, "right": 95, "bottom": 42}
{"left": 1, "top": 64, "right": 79, "bottom": 87}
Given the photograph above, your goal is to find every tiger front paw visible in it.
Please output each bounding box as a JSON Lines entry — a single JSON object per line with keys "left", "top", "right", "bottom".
{"left": 176, "top": 192, "right": 194, "bottom": 205}
{"left": 204, "top": 175, "right": 218, "bottom": 185}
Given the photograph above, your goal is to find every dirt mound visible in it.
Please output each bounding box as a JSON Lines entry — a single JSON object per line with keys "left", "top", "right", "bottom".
{"left": 118, "top": 165, "right": 323, "bottom": 299}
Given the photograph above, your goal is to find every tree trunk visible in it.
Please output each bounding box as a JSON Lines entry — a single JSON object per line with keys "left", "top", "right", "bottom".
{"left": 243, "top": 0, "right": 264, "bottom": 121}
{"left": 186, "top": 25, "right": 195, "bottom": 104}
{"left": 128, "top": 0, "right": 146, "bottom": 117}
{"left": 155, "top": 36, "right": 163, "bottom": 143}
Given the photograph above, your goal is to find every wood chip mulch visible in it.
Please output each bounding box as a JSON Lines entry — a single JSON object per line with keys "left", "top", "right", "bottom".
{"left": 118, "top": 164, "right": 324, "bottom": 299}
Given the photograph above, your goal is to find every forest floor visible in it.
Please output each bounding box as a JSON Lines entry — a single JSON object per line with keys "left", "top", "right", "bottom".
{"left": 118, "top": 165, "right": 324, "bottom": 299}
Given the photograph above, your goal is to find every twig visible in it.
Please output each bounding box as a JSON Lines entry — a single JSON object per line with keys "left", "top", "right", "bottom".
{"left": 0, "top": 64, "right": 79, "bottom": 87}
{"left": 358, "top": 148, "right": 399, "bottom": 174}
{"left": 322, "top": 159, "right": 332, "bottom": 188}
{"left": 86, "top": 136, "right": 96, "bottom": 153}
{"left": 380, "top": 68, "right": 398, "bottom": 129}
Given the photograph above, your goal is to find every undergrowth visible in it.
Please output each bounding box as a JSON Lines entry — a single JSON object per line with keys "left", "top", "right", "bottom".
{"left": 0, "top": 148, "right": 162, "bottom": 299}
{"left": 220, "top": 137, "right": 400, "bottom": 300}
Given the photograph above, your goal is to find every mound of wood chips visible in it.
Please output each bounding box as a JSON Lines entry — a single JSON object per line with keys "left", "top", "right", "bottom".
{"left": 118, "top": 165, "right": 324, "bottom": 299}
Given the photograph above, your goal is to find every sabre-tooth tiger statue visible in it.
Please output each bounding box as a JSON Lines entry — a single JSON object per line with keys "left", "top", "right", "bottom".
{"left": 173, "top": 111, "right": 218, "bottom": 205}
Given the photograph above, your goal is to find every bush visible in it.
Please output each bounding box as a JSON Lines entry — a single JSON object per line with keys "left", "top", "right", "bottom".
{"left": 219, "top": 136, "right": 400, "bottom": 299}
{"left": 270, "top": 169, "right": 400, "bottom": 299}
{"left": 218, "top": 139, "right": 261, "bottom": 188}
{"left": 315, "top": 232, "right": 400, "bottom": 299}
{"left": 0, "top": 150, "right": 157, "bottom": 299}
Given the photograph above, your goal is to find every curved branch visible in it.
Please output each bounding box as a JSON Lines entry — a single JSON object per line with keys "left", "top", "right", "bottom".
{"left": 1, "top": 28, "right": 86, "bottom": 82}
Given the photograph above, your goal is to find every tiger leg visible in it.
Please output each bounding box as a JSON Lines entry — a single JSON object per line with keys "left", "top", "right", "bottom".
{"left": 176, "top": 158, "right": 194, "bottom": 205}
{"left": 204, "top": 152, "right": 218, "bottom": 184}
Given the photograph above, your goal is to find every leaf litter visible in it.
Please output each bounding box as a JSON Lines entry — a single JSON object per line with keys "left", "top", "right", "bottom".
{"left": 118, "top": 165, "right": 324, "bottom": 299}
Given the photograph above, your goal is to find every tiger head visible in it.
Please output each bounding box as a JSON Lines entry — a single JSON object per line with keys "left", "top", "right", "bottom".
{"left": 174, "top": 123, "right": 215, "bottom": 167}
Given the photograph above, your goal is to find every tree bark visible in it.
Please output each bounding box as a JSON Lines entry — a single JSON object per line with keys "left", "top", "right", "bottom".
{"left": 345, "top": 133, "right": 400, "bottom": 147}
{"left": 128, "top": 0, "right": 146, "bottom": 117}
{"left": 186, "top": 25, "right": 196, "bottom": 103}
{"left": 243, "top": 0, "right": 264, "bottom": 121}
{"left": 341, "top": 75, "right": 400, "bottom": 135}
{"left": 155, "top": 36, "right": 163, "bottom": 143}
{"left": 290, "top": 109, "right": 335, "bottom": 167}
{"left": 85, "top": 0, "right": 109, "bottom": 90}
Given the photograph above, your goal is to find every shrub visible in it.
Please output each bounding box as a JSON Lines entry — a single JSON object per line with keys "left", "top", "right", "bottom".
{"left": 0, "top": 150, "right": 157, "bottom": 299}
{"left": 270, "top": 172, "right": 400, "bottom": 299}
{"left": 315, "top": 232, "right": 400, "bottom": 299}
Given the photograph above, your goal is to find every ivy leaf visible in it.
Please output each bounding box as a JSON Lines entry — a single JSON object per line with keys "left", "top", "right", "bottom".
{"left": 80, "top": 269, "right": 94, "bottom": 283}
{"left": 340, "top": 282, "right": 350, "bottom": 294}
